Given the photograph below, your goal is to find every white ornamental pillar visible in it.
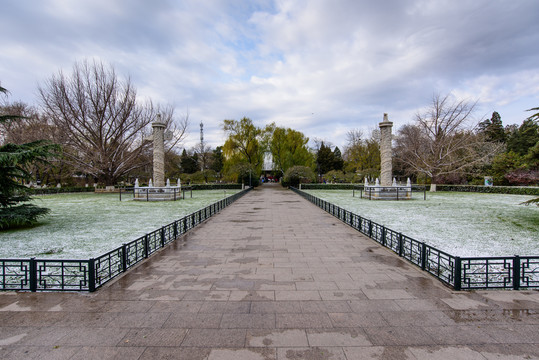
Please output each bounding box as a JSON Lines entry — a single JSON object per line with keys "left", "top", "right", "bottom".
{"left": 379, "top": 113, "right": 393, "bottom": 187}
{"left": 152, "top": 114, "right": 166, "bottom": 187}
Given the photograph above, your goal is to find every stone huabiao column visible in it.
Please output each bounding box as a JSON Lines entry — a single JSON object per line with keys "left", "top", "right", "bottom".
{"left": 152, "top": 114, "right": 166, "bottom": 187}
{"left": 379, "top": 113, "right": 393, "bottom": 187}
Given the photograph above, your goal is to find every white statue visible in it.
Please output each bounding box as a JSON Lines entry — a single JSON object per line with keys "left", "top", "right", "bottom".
{"left": 135, "top": 178, "right": 139, "bottom": 188}
{"left": 149, "top": 179, "right": 153, "bottom": 187}
{"left": 166, "top": 178, "right": 170, "bottom": 187}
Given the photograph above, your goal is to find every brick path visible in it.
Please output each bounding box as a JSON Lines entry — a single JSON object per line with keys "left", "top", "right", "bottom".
{"left": 0, "top": 184, "right": 538, "bottom": 359}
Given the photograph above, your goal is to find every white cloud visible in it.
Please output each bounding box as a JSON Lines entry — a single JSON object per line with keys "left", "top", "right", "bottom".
{"left": 1, "top": 0, "right": 538, "bottom": 150}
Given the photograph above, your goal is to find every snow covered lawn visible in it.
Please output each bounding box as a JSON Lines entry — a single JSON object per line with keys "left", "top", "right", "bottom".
{"left": 305, "top": 190, "right": 539, "bottom": 257}
{"left": 0, "top": 190, "right": 238, "bottom": 259}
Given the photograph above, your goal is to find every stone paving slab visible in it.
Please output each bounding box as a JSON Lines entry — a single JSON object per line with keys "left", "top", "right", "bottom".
{"left": 0, "top": 184, "right": 538, "bottom": 359}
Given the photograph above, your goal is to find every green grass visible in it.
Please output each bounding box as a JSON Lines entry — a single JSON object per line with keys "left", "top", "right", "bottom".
{"left": 0, "top": 190, "right": 238, "bottom": 259}
{"left": 305, "top": 190, "right": 539, "bottom": 257}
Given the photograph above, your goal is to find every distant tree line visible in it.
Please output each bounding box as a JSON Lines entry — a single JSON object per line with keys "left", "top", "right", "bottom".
{"left": 2, "top": 65, "right": 538, "bottom": 230}
{"left": 205, "top": 92, "right": 538, "bottom": 190}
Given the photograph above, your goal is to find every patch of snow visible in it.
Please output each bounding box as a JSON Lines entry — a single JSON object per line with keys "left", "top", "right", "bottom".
{"left": 0, "top": 190, "right": 238, "bottom": 259}
{"left": 306, "top": 190, "right": 539, "bottom": 257}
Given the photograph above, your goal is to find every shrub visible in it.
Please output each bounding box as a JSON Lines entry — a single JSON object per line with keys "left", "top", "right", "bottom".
{"left": 282, "top": 166, "right": 316, "bottom": 187}
{"left": 0, "top": 204, "right": 50, "bottom": 229}
{"left": 28, "top": 186, "right": 95, "bottom": 195}
{"left": 190, "top": 184, "right": 242, "bottom": 190}
{"left": 436, "top": 184, "right": 539, "bottom": 196}
{"left": 324, "top": 170, "right": 347, "bottom": 183}
{"left": 300, "top": 183, "right": 356, "bottom": 190}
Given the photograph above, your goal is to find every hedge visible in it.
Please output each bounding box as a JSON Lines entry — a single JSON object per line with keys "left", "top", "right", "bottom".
{"left": 28, "top": 186, "right": 96, "bottom": 195}
{"left": 435, "top": 185, "right": 539, "bottom": 196}
{"left": 299, "top": 183, "right": 539, "bottom": 196}
{"left": 189, "top": 184, "right": 243, "bottom": 190}
{"left": 299, "top": 184, "right": 357, "bottom": 190}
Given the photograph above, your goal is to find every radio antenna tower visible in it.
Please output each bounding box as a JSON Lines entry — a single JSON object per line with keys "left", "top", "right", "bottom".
{"left": 199, "top": 121, "right": 204, "bottom": 171}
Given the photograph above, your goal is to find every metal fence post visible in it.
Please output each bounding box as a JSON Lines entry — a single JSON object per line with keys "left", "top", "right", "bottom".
{"left": 398, "top": 233, "right": 403, "bottom": 257}
{"left": 144, "top": 235, "right": 149, "bottom": 258}
{"left": 121, "top": 244, "right": 128, "bottom": 272}
{"left": 513, "top": 255, "right": 521, "bottom": 290}
{"left": 368, "top": 220, "right": 372, "bottom": 238}
{"left": 174, "top": 222, "right": 178, "bottom": 239}
{"left": 381, "top": 226, "right": 386, "bottom": 246}
{"left": 29, "top": 258, "right": 37, "bottom": 292}
{"left": 88, "top": 258, "right": 96, "bottom": 292}
{"left": 421, "top": 243, "right": 427, "bottom": 270}
{"left": 161, "top": 228, "right": 166, "bottom": 247}
{"left": 454, "top": 257, "right": 462, "bottom": 291}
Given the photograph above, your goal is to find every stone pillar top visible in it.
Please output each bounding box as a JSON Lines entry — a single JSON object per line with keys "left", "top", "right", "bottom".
{"left": 152, "top": 114, "right": 166, "bottom": 128}
{"left": 379, "top": 113, "right": 393, "bottom": 127}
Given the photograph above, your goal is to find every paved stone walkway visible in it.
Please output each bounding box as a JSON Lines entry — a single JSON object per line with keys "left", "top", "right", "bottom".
{"left": 0, "top": 184, "right": 538, "bottom": 359}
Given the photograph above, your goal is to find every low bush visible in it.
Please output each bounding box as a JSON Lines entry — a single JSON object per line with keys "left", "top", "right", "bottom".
{"left": 436, "top": 184, "right": 539, "bottom": 195}
{"left": 0, "top": 204, "right": 50, "bottom": 229}
{"left": 28, "top": 186, "right": 95, "bottom": 195}
{"left": 282, "top": 166, "right": 316, "bottom": 188}
{"left": 190, "top": 184, "right": 243, "bottom": 190}
{"left": 300, "top": 183, "right": 356, "bottom": 190}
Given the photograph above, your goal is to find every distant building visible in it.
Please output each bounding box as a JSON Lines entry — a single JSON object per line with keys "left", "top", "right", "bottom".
{"left": 262, "top": 153, "right": 274, "bottom": 172}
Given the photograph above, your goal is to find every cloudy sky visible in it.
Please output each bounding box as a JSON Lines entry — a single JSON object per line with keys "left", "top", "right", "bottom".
{"left": 1, "top": 0, "right": 539, "bottom": 150}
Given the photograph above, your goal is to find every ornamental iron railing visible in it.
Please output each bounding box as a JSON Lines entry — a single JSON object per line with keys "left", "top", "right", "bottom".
{"left": 0, "top": 188, "right": 251, "bottom": 292}
{"left": 291, "top": 187, "right": 539, "bottom": 290}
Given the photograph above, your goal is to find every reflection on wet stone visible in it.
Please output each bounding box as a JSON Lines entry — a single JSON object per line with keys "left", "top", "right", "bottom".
{"left": 0, "top": 185, "right": 538, "bottom": 359}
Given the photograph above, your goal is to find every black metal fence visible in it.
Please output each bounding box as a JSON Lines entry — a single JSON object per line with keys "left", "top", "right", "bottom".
{"left": 0, "top": 188, "right": 251, "bottom": 292}
{"left": 291, "top": 187, "right": 539, "bottom": 290}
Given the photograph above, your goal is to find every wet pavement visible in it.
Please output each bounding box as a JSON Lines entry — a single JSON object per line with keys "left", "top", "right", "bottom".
{"left": 0, "top": 184, "right": 538, "bottom": 359}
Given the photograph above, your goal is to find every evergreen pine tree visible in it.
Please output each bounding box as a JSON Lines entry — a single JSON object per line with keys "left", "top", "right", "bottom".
{"left": 332, "top": 146, "right": 344, "bottom": 171}
{"left": 316, "top": 142, "right": 334, "bottom": 175}
{"left": 0, "top": 86, "right": 60, "bottom": 229}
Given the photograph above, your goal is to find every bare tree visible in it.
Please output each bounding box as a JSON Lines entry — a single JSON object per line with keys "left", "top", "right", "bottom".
{"left": 161, "top": 106, "right": 189, "bottom": 154}
{"left": 39, "top": 59, "right": 187, "bottom": 185}
{"left": 345, "top": 129, "right": 363, "bottom": 150}
{"left": 394, "top": 93, "right": 502, "bottom": 184}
